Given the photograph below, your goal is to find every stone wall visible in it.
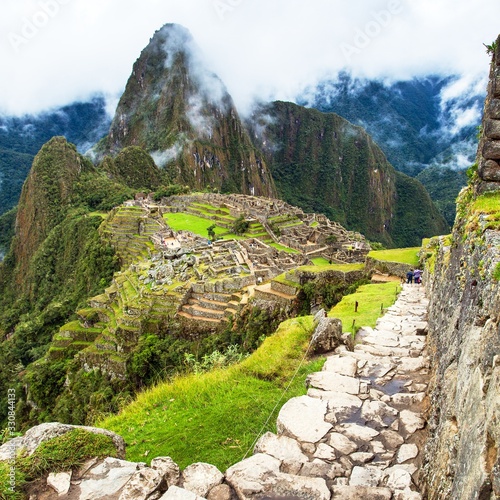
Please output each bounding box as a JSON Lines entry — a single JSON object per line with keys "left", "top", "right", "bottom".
{"left": 477, "top": 34, "right": 500, "bottom": 189}
{"left": 421, "top": 37, "right": 500, "bottom": 497}
{"left": 364, "top": 257, "right": 413, "bottom": 279}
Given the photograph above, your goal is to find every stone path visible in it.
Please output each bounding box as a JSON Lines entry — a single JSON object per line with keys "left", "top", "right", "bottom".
{"left": 227, "top": 283, "right": 430, "bottom": 499}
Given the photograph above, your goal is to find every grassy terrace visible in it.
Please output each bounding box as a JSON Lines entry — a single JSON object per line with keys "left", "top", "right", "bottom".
{"left": 100, "top": 316, "right": 322, "bottom": 470}
{"left": 328, "top": 281, "right": 401, "bottom": 334}
{"left": 269, "top": 242, "right": 300, "bottom": 254}
{"left": 368, "top": 247, "right": 421, "bottom": 267}
{"left": 297, "top": 262, "right": 365, "bottom": 273}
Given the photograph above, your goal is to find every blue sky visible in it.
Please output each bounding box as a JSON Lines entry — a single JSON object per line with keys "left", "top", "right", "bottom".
{"left": 1, "top": 0, "right": 499, "bottom": 115}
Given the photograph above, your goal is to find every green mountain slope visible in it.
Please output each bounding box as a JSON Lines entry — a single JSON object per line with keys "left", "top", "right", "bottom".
{"left": 248, "top": 101, "right": 449, "bottom": 247}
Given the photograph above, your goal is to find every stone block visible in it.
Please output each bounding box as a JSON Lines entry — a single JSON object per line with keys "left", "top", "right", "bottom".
{"left": 479, "top": 159, "right": 500, "bottom": 182}
{"left": 483, "top": 140, "right": 500, "bottom": 160}
{"left": 485, "top": 119, "right": 500, "bottom": 139}
{"left": 489, "top": 99, "right": 500, "bottom": 119}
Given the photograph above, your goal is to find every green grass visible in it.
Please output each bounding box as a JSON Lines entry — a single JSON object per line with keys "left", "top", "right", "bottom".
{"left": 471, "top": 191, "right": 500, "bottom": 213}
{"left": 99, "top": 316, "right": 323, "bottom": 471}
{"left": 269, "top": 242, "right": 300, "bottom": 254}
{"left": 368, "top": 247, "right": 421, "bottom": 267}
{"left": 297, "top": 263, "right": 364, "bottom": 273}
{"left": 164, "top": 213, "right": 246, "bottom": 240}
{"left": 311, "top": 257, "right": 332, "bottom": 266}
{"left": 0, "top": 429, "right": 118, "bottom": 498}
{"left": 328, "top": 282, "right": 401, "bottom": 334}
{"left": 164, "top": 213, "right": 226, "bottom": 238}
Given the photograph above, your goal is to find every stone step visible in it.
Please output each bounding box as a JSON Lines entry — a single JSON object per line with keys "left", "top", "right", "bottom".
{"left": 176, "top": 311, "right": 223, "bottom": 324}
{"left": 181, "top": 304, "right": 225, "bottom": 320}
{"left": 188, "top": 297, "right": 228, "bottom": 311}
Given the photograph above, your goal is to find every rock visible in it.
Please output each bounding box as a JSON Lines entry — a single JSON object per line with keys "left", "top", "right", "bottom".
{"left": 207, "top": 483, "right": 234, "bottom": 500}
{"left": 307, "top": 372, "right": 360, "bottom": 395}
{"left": 350, "top": 452, "right": 375, "bottom": 464}
{"left": 300, "top": 458, "right": 342, "bottom": 478}
{"left": 254, "top": 432, "right": 308, "bottom": 464}
{"left": 159, "top": 485, "right": 205, "bottom": 500}
{"left": 396, "top": 443, "right": 419, "bottom": 463}
{"left": 360, "top": 400, "right": 398, "bottom": 427}
{"left": 311, "top": 317, "right": 343, "bottom": 353}
{"left": 384, "top": 466, "right": 413, "bottom": 489}
{"left": 332, "top": 485, "right": 392, "bottom": 499}
{"left": 485, "top": 119, "right": 500, "bottom": 139}
{"left": 339, "top": 423, "right": 380, "bottom": 441}
{"left": 391, "top": 393, "right": 426, "bottom": 406}
{"left": 322, "top": 355, "right": 358, "bottom": 377}
{"left": 0, "top": 422, "right": 126, "bottom": 461}
{"left": 482, "top": 141, "right": 500, "bottom": 160}
{"left": 47, "top": 471, "right": 71, "bottom": 495}
{"left": 479, "top": 159, "right": 500, "bottom": 181}
{"left": 118, "top": 467, "right": 164, "bottom": 500}
{"left": 394, "top": 489, "right": 422, "bottom": 499}
{"left": 348, "top": 466, "right": 384, "bottom": 486}
{"left": 313, "top": 443, "right": 337, "bottom": 461}
{"left": 328, "top": 432, "right": 358, "bottom": 455}
{"left": 151, "top": 456, "right": 181, "bottom": 487}
{"left": 225, "top": 452, "right": 330, "bottom": 499}
{"left": 399, "top": 410, "right": 425, "bottom": 434}
{"left": 181, "top": 463, "right": 223, "bottom": 498}
{"left": 77, "top": 457, "right": 141, "bottom": 499}
{"left": 307, "top": 389, "right": 363, "bottom": 420}
{"left": 396, "top": 357, "right": 428, "bottom": 373}
{"left": 277, "top": 396, "right": 332, "bottom": 443}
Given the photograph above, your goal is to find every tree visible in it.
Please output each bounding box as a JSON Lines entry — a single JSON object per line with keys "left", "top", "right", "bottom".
{"left": 207, "top": 224, "right": 216, "bottom": 241}
{"left": 232, "top": 215, "right": 249, "bottom": 235}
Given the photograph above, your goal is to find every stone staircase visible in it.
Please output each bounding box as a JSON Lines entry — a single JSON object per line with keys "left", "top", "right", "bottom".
{"left": 226, "top": 283, "right": 429, "bottom": 499}
{"left": 253, "top": 277, "right": 300, "bottom": 308}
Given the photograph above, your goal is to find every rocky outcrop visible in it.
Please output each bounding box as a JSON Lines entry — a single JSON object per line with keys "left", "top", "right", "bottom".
{"left": 0, "top": 422, "right": 125, "bottom": 461}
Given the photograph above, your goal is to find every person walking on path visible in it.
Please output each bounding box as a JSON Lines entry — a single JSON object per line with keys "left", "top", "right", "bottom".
{"left": 414, "top": 269, "right": 422, "bottom": 284}
{"left": 406, "top": 269, "right": 414, "bottom": 284}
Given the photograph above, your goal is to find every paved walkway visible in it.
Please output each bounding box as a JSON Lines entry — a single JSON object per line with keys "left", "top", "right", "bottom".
{"left": 227, "top": 283, "right": 430, "bottom": 499}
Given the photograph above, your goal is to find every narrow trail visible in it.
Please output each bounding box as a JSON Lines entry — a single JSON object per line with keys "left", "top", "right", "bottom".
{"left": 228, "top": 283, "right": 430, "bottom": 499}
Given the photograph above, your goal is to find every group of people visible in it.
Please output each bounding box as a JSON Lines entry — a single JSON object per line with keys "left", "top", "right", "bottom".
{"left": 406, "top": 268, "right": 422, "bottom": 284}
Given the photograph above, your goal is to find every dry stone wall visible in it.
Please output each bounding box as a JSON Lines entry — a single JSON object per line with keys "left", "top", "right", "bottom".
{"left": 478, "top": 34, "right": 500, "bottom": 188}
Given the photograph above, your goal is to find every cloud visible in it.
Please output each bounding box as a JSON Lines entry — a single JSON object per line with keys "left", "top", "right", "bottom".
{"left": 0, "top": 0, "right": 498, "bottom": 116}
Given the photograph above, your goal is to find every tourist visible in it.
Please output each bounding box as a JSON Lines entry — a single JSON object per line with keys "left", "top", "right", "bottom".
{"left": 414, "top": 269, "right": 422, "bottom": 284}
{"left": 406, "top": 270, "right": 414, "bottom": 284}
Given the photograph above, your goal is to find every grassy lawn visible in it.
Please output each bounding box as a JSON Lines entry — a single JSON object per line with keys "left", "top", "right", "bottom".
{"left": 269, "top": 242, "right": 301, "bottom": 254}
{"left": 163, "top": 213, "right": 226, "bottom": 238}
{"left": 297, "top": 263, "right": 364, "bottom": 273}
{"left": 328, "top": 282, "right": 401, "bottom": 334}
{"left": 99, "top": 316, "right": 323, "bottom": 471}
{"left": 368, "top": 247, "right": 421, "bottom": 267}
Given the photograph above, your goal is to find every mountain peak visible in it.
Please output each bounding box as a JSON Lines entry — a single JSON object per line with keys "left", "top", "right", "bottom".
{"left": 98, "top": 24, "right": 276, "bottom": 197}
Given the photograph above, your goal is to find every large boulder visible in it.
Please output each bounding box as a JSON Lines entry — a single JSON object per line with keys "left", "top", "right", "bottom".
{"left": 0, "top": 422, "right": 125, "bottom": 461}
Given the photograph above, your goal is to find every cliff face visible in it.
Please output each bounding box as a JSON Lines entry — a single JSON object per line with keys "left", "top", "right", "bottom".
{"left": 422, "top": 36, "right": 500, "bottom": 499}
{"left": 100, "top": 24, "right": 276, "bottom": 198}
{"left": 249, "top": 101, "right": 448, "bottom": 247}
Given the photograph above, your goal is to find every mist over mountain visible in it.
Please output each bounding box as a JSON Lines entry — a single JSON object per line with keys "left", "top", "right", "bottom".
{"left": 300, "top": 72, "right": 484, "bottom": 175}
{"left": 0, "top": 97, "right": 111, "bottom": 217}
{"left": 95, "top": 24, "right": 276, "bottom": 198}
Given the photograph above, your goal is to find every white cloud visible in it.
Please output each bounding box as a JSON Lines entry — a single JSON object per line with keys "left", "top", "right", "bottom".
{"left": 0, "top": 0, "right": 498, "bottom": 116}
